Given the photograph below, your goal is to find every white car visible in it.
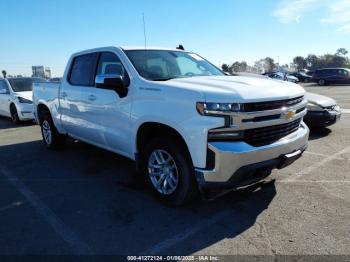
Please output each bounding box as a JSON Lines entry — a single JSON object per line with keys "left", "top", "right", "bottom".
{"left": 0, "top": 77, "right": 45, "bottom": 123}
{"left": 33, "top": 47, "right": 309, "bottom": 205}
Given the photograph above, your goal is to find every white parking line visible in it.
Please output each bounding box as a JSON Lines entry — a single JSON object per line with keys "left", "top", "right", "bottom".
{"left": 342, "top": 109, "right": 350, "bottom": 114}
{"left": 141, "top": 210, "right": 231, "bottom": 255}
{"left": 304, "top": 151, "right": 347, "bottom": 160}
{"left": 0, "top": 167, "right": 92, "bottom": 255}
{"left": 278, "top": 180, "right": 350, "bottom": 184}
{"left": 284, "top": 146, "right": 350, "bottom": 182}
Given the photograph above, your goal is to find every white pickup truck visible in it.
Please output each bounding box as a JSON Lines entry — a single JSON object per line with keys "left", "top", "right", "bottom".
{"left": 33, "top": 47, "right": 309, "bottom": 205}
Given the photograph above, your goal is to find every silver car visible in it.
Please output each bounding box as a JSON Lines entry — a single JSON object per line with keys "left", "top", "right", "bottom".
{"left": 304, "top": 92, "right": 341, "bottom": 128}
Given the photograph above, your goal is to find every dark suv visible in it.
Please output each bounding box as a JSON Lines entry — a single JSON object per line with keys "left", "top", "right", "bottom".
{"left": 312, "top": 68, "right": 350, "bottom": 86}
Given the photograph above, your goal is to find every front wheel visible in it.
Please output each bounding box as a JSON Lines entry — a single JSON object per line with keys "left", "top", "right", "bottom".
{"left": 40, "top": 111, "right": 65, "bottom": 149}
{"left": 10, "top": 104, "right": 20, "bottom": 124}
{"left": 144, "top": 138, "right": 198, "bottom": 206}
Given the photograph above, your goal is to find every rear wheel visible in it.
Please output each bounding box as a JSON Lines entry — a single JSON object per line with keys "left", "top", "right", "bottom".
{"left": 143, "top": 138, "right": 198, "bottom": 206}
{"left": 40, "top": 111, "right": 65, "bottom": 149}
{"left": 10, "top": 104, "right": 20, "bottom": 124}
{"left": 318, "top": 79, "right": 326, "bottom": 86}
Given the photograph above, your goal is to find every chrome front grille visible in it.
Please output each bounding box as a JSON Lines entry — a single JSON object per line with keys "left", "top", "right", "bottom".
{"left": 242, "top": 96, "right": 304, "bottom": 112}
{"left": 207, "top": 95, "right": 307, "bottom": 146}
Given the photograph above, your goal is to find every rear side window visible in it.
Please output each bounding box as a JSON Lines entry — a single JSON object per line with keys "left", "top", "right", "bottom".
{"left": 69, "top": 53, "right": 97, "bottom": 86}
{"left": 315, "top": 70, "right": 323, "bottom": 76}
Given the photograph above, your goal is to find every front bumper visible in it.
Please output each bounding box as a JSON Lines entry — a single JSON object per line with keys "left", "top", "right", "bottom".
{"left": 17, "top": 103, "right": 34, "bottom": 121}
{"left": 195, "top": 122, "right": 309, "bottom": 188}
{"left": 304, "top": 110, "right": 341, "bottom": 128}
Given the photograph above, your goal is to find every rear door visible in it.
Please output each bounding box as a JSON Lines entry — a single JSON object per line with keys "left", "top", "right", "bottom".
{"left": 60, "top": 53, "right": 99, "bottom": 141}
{"left": 0, "top": 80, "right": 11, "bottom": 117}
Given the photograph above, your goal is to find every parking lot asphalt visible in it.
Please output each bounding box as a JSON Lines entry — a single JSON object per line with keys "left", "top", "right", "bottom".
{"left": 0, "top": 84, "right": 349, "bottom": 256}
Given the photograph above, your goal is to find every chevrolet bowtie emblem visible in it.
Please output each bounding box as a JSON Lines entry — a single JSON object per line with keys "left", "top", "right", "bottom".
{"left": 285, "top": 110, "right": 296, "bottom": 120}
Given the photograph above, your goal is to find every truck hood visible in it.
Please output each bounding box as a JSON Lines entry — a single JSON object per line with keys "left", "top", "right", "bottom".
{"left": 167, "top": 76, "right": 305, "bottom": 102}
{"left": 14, "top": 91, "right": 33, "bottom": 101}
{"left": 305, "top": 92, "right": 336, "bottom": 107}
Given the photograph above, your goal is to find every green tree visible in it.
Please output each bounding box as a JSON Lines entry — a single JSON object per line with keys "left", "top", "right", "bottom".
{"left": 229, "top": 61, "right": 248, "bottom": 73}
{"left": 264, "top": 57, "right": 275, "bottom": 72}
{"left": 305, "top": 54, "right": 320, "bottom": 70}
{"left": 240, "top": 61, "right": 248, "bottom": 72}
{"left": 293, "top": 56, "right": 306, "bottom": 71}
{"left": 1, "top": 70, "right": 6, "bottom": 78}
{"left": 336, "top": 48, "right": 348, "bottom": 56}
{"left": 221, "top": 64, "right": 229, "bottom": 72}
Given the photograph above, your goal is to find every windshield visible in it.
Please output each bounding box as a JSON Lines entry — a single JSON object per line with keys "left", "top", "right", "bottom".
{"left": 8, "top": 78, "right": 46, "bottom": 92}
{"left": 124, "top": 50, "right": 224, "bottom": 81}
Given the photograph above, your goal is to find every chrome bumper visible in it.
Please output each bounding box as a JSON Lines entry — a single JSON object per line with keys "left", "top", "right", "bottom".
{"left": 195, "top": 122, "right": 309, "bottom": 186}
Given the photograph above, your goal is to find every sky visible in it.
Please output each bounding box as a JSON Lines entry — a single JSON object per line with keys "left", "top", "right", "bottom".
{"left": 1, "top": 0, "right": 350, "bottom": 77}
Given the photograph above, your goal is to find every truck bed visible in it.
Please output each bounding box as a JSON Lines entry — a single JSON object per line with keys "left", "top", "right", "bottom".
{"left": 32, "top": 82, "right": 61, "bottom": 123}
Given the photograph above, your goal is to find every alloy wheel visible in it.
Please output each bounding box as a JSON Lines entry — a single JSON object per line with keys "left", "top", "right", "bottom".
{"left": 42, "top": 120, "right": 52, "bottom": 145}
{"left": 148, "top": 149, "right": 179, "bottom": 195}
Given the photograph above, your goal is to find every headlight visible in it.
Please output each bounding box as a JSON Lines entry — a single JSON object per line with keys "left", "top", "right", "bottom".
{"left": 325, "top": 105, "right": 340, "bottom": 112}
{"left": 196, "top": 102, "right": 240, "bottom": 116}
{"left": 307, "top": 102, "right": 322, "bottom": 111}
{"left": 17, "top": 97, "right": 33, "bottom": 104}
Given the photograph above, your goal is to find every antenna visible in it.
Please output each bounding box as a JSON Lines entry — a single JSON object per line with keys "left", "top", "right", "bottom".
{"left": 142, "top": 13, "right": 147, "bottom": 49}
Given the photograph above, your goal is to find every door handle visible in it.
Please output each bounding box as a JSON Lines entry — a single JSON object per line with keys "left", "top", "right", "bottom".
{"left": 88, "top": 95, "right": 96, "bottom": 101}
{"left": 61, "top": 92, "right": 67, "bottom": 98}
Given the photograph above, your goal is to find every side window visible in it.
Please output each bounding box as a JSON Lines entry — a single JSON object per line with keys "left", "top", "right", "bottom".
{"left": 69, "top": 53, "right": 97, "bottom": 86}
{"left": 330, "top": 69, "right": 337, "bottom": 75}
{"left": 97, "top": 52, "right": 125, "bottom": 77}
{"left": 0, "top": 80, "right": 9, "bottom": 93}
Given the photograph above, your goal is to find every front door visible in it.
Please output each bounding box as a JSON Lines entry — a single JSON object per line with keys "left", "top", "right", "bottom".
{"left": 81, "top": 52, "right": 133, "bottom": 156}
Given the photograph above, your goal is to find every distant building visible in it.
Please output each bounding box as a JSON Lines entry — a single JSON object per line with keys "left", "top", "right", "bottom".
{"left": 32, "top": 66, "right": 51, "bottom": 79}
{"left": 45, "top": 67, "right": 51, "bottom": 79}
{"left": 32, "top": 66, "right": 44, "bottom": 78}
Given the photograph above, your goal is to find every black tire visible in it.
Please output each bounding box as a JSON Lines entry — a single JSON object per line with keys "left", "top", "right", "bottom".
{"left": 142, "top": 138, "right": 198, "bottom": 206}
{"left": 304, "top": 78, "right": 309, "bottom": 83}
{"left": 40, "top": 111, "right": 65, "bottom": 149}
{"left": 10, "top": 104, "right": 20, "bottom": 124}
{"left": 318, "top": 79, "right": 326, "bottom": 86}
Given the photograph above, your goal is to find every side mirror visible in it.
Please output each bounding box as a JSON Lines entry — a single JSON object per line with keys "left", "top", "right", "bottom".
{"left": 0, "top": 88, "right": 8, "bottom": 94}
{"left": 95, "top": 74, "right": 128, "bottom": 98}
